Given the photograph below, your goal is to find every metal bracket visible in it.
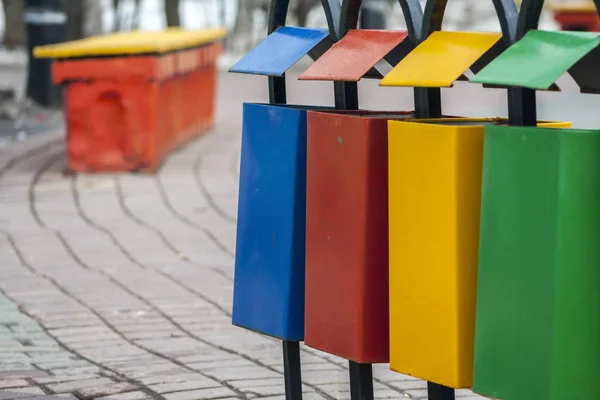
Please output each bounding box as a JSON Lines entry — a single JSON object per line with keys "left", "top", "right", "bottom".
{"left": 267, "top": 0, "right": 343, "bottom": 104}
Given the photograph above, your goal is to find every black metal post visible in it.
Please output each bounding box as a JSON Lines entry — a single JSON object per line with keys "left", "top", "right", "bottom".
{"left": 414, "top": 87, "right": 442, "bottom": 119}
{"left": 349, "top": 361, "right": 374, "bottom": 400}
{"left": 507, "top": 87, "right": 537, "bottom": 126}
{"left": 269, "top": 76, "right": 287, "bottom": 105}
{"left": 428, "top": 382, "right": 455, "bottom": 400}
{"left": 509, "top": 0, "right": 543, "bottom": 127}
{"left": 334, "top": 3, "right": 367, "bottom": 398}
{"left": 25, "top": 0, "right": 68, "bottom": 108}
{"left": 334, "top": 81, "right": 359, "bottom": 111}
{"left": 283, "top": 340, "right": 303, "bottom": 400}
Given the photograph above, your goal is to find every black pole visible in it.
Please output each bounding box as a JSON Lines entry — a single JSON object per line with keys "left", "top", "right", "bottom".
{"left": 283, "top": 341, "right": 303, "bottom": 400}
{"left": 415, "top": 0, "right": 517, "bottom": 396}
{"left": 266, "top": 1, "right": 302, "bottom": 397}
{"left": 414, "top": 87, "right": 442, "bottom": 119}
{"left": 267, "top": 0, "right": 292, "bottom": 104}
{"left": 333, "top": 1, "right": 368, "bottom": 397}
{"left": 332, "top": 0, "right": 360, "bottom": 111}
{"left": 428, "top": 382, "right": 455, "bottom": 400}
{"left": 349, "top": 361, "right": 374, "bottom": 400}
{"left": 507, "top": 87, "right": 537, "bottom": 126}
{"left": 508, "top": 0, "right": 544, "bottom": 126}
{"left": 25, "top": 0, "right": 68, "bottom": 108}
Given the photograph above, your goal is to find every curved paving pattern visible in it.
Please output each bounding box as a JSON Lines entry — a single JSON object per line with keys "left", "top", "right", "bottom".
{"left": 0, "top": 72, "right": 487, "bottom": 400}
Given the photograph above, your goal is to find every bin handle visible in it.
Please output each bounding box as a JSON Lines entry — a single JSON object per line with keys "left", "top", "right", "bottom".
{"left": 422, "top": 0, "right": 519, "bottom": 44}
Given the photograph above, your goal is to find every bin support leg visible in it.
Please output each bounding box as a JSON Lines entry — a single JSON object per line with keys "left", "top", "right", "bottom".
{"left": 427, "top": 382, "right": 455, "bottom": 400}
{"left": 349, "top": 361, "right": 374, "bottom": 400}
{"left": 283, "top": 340, "right": 303, "bottom": 400}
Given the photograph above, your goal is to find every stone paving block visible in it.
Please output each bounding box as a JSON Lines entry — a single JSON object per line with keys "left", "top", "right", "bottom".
{"left": 0, "top": 391, "right": 46, "bottom": 400}
{"left": 96, "top": 391, "right": 153, "bottom": 400}
{"left": 8, "top": 387, "right": 45, "bottom": 395}
{"left": 0, "top": 372, "right": 47, "bottom": 380}
{"left": 162, "top": 387, "right": 237, "bottom": 400}
{"left": 46, "top": 367, "right": 102, "bottom": 377}
{"left": 0, "top": 381, "right": 28, "bottom": 389}
{"left": 149, "top": 379, "right": 221, "bottom": 394}
{"left": 0, "top": 365, "right": 33, "bottom": 374}
{"left": 185, "top": 359, "right": 256, "bottom": 370}
{"left": 176, "top": 352, "right": 240, "bottom": 364}
{"left": 256, "top": 394, "right": 326, "bottom": 400}
{"left": 203, "top": 366, "right": 280, "bottom": 382}
{"left": 240, "top": 385, "right": 287, "bottom": 397}
{"left": 385, "top": 375, "right": 426, "bottom": 387}
{"left": 74, "top": 382, "right": 139, "bottom": 399}
{"left": 405, "top": 389, "right": 429, "bottom": 398}
{"left": 299, "top": 370, "right": 350, "bottom": 386}
{"left": 124, "top": 365, "right": 190, "bottom": 380}
{"left": 33, "top": 360, "right": 89, "bottom": 370}
{"left": 32, "top": 374, "right": 100, "bottom": 385}
{"left": 47, "top": 378, "right": 115, "bottom": 394}
{"left": 137, "top": 373, "right": 198, "bottom": 386}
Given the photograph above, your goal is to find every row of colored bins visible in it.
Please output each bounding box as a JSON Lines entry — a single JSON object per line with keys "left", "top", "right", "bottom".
{"left": 234, "top": 107, "right": 600, "bottom": 393}
{"left": 232, "top": 17, "right": 600, "bottom": 400}
{"left": 34, "top": 29, "right": 225, "bottom": 173}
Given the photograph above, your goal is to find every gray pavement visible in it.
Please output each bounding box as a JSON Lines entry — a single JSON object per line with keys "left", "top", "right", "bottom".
{"left": 4, "top": 67, "right": 599, "bottom": 400}
{"left": 0, "top": 105, "right": 63, "bottom": 149}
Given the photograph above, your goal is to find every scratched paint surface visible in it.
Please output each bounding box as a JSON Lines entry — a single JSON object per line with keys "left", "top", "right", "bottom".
{"left": 229, "top": 26, "right": 329, "bottom": 76}
{"left": 380, "top": 31, "right": 501, "bottom": 88}
{"left": 304, "top": 111, "right": 407, "bottom": 363}
{"left": 387, "top": 119, "right": 485, "bottom": 389}
{"left": 298, "top": 30, "right": 409, "bottom": 81}
{"left": 232, "top": 103, "right": 308, "bottom": 340}
{"left": 471, "top": 30, "right": 600, "bottom": 90}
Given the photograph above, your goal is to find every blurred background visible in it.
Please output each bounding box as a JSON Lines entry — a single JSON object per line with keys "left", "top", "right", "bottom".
{"left": 0, "top": 0, "right": 595, "bottom": 147}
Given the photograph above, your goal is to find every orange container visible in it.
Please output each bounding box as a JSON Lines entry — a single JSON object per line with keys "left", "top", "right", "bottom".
{"left": 35, "top": 29, "right": 226, "bottom": 173}
{"left": 554, "top": 11, "right": 600, "bottom": 31}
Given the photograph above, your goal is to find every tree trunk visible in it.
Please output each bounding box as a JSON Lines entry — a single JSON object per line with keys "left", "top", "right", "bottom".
{"left": 64, "top": 0, "right": 84, "bottom": 40}
{"left": 131, "top": 0, "right": 141, "bottom": 29}
{"left": 83, "top": 0, "right": 103, "bottom": 37}
{"left": 293, "top": 0, "right": 319, "bottom": 28}
{"left": 112, "top": 0, "right": 121, "bottom": 31}
{"left": 2, "top": 0, "right": 25, "bottom": 47}
{"left": 165, "top": 0, "right": 180, "bottom": 27}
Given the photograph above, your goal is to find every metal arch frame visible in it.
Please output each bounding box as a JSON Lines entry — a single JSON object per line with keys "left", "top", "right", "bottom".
{"left": 512, "top": 0, "right": 600, "bottom": 125}
{"left": 417, "top": 0, "right": 522, "bottom": 119}
{"left": 339, "top": 0, "right": 423, "bottom": 43}
{"left": 338, "top": 0, "right": 435, "bottom": 114}
{"left": 268, "top": 0, "right": 343, "bottom": 35}
{"left": 422, "top": 0, "right": 518, "bottom": 43}
{"left": 266, "top": 0, "right": 344, "bottom": 104}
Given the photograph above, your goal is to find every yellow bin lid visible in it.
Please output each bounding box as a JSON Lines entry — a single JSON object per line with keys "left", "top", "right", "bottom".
{"left": 34, "top": 28, "right": 228, "bottom": 59}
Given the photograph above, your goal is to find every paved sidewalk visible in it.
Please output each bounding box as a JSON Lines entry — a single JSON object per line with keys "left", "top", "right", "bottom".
{"left": 0, "top": 71, "right": 498, "bottom": 400}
